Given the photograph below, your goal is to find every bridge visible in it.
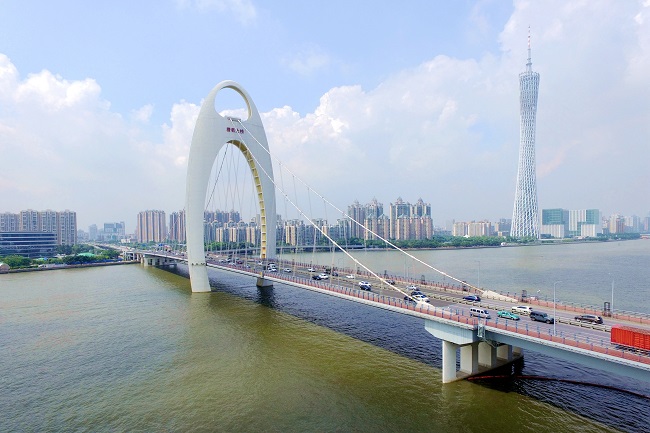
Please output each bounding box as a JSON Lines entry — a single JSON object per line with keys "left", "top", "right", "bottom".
{"left": 130, "top": 81, "right": 650, "bottom": 384}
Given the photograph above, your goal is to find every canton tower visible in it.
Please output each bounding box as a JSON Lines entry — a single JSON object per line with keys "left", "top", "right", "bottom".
{"left": 511, "top": 29, "right": 540, "bottom": 238}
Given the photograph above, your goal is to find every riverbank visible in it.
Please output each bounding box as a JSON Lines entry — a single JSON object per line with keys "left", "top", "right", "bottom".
{"left": 0, "top": 260, "right": 139, "bottom": 274}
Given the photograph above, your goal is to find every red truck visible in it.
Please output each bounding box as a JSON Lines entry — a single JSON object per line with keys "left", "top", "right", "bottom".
{"left": 610, "top": 325, "right": 650, "bottom": 351}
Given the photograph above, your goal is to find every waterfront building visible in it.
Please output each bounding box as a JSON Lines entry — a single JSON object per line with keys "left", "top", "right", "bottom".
{"left": 58, "top": 210, "right": 77, "bottom": 245}
{"left": 511, "top": 30, "right": 540, "bottom": 239}
{"left": 608, "top": 214, "right": 625, "bottom": 234}
{"left": 135, "top": 210, "right": 167, "bottom": 243}
{"left": 0, "top": 232, "right": 58, "bottom": 257}
{"left": 541, "top": 208, "right": 601, "bottom": 238}
{"left": 1, "top": 209, "right": 77, "bottom": 246}
{"left": 0, "top": 212, "right": 20, "bottom": 232}
{"left": 452, "top": 221, "right": 468, "bottom": 237}
{"left": 569, "top": 209, "right": 600, "bottom": 237}
{"left": 541, "top": 208, "right": 568, "bottom": 238}
{"left": 467, "top": 221, "right": 492, "bottom": 237}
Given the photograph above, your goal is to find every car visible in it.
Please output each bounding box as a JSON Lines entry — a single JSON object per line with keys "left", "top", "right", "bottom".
{"left": 469, "top": 307, "right": 491, "bottom": 319}
{"left": 267, "top": 268, "right": 277, "bottom": 272}
{"left": 463, "top": 295, "right": 481, "bottom": 302}
{"left": 574, "top": 314, "right": 603, "bottom": 324}
{"left": 307, "top": 267, "right": 315, "bottom": 272}
{"left": 530, "top": 310, "right": 554, "bottom": 324}
{"left": 345, "top": 274, "right": 355, "bottom": 279}
{"left": 406, "top": 285, "right": 418, "bottom": 291}
{"left": 410, "top": 290, "right": 424, "bottom": 296}
{"left": 497, "top": 310, "right": 520, "bottom": 320}
{"left": 385, "top": 279, "right": 395, "bottom": 285}
{"left": 312, "top": 274, "right": 322, "bottom": 280}
{"left": 358, "top": 281, "right": 372, "bottom": 291}
{"left": 282, "top": 268, "right": 292, "bottom": 273}
{"left": 411, "top": 293, "right": 430, "bottom": 303}
{"left": 317, "top": 273, "right": 329, "bottom": 280}
{"left": 511, "top": 305, "right": 533, "bottom": 315}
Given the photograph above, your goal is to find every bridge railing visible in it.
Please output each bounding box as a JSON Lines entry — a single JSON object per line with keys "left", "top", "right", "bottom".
{"left": 143, "top": 251, "right": 650, "bottom": 365}
{"left": 260, "top": 270, "right": 650, "bottom": 366}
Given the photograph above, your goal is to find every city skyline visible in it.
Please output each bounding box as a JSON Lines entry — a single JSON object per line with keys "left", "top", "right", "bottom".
{"left": 1, "top": 1, "right": 649, "bottom": 231}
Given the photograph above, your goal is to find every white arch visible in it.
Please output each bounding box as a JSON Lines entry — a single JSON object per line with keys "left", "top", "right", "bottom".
{"left": 185, "top": 81, "right": 276, "bottom": 292}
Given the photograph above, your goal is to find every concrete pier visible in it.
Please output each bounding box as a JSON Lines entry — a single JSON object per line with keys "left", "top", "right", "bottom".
{"left": 426, "top": 319, "right": 523, "bottom": 383}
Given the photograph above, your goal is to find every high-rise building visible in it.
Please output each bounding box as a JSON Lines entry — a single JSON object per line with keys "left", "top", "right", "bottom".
{"left": 169, "top": 210, "right": 186, "bottom": 243}
{"left": 347, "top": 200, "right": 366, "bottom": 239}
{"left": 136, "top": 210, "right": 167, "bottom": 243}
{"left": 511, "top": 30, "right": 541, "bottom": 239}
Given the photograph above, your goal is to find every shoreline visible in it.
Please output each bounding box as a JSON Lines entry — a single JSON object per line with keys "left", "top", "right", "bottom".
{"left": 1, "top": 260, "right": 139, "bottom": 274}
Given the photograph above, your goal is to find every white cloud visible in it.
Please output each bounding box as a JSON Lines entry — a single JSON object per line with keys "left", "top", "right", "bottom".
{"left": 0, "top": 56, "right": 195, "bottom": 228}
{"left": 284, "top": 46, "right": 331, "bottom": 76}
{"left": 131, "top": 104, "right": 154, "bottom": 123}
{"left": 1, "top": 0, "right": 649, "bottom": 231}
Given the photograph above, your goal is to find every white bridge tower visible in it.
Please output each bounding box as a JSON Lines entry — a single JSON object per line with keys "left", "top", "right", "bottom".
{"left": 185, "top": 81, "right": 276, "bottom": 292}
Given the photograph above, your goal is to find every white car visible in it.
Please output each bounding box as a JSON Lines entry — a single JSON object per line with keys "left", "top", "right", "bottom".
{"left": 411, "top": 293, "right": 430, "bottom": 303}
{"left": 307, "top": 267, "right": 315, "bottom": 272}
{"left": 345, "top": 274, "right": 355, "bottom": 279}
{"left": 406, "top": 285, "right": 418, "bottom": 291}
{"left": 283, "top": 268, "right": 292, "bottom": 273}
{"left": 317, "top": 273, "right": 329, "bottom": 280}
{"left": 511, "top": 305, "right": 533, "bottom": 315}
{"left": 358, "top": 281, "right": 372, "bottom": 291}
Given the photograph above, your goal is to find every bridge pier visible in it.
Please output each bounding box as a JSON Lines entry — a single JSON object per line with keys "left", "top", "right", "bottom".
{"left": 425, "top": 319, "right": 523, "bottom": 383}
{"left": 256, "top": 276, "right": 273, "bottom": 288}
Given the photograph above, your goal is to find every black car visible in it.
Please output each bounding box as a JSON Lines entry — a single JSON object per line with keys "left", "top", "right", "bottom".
{"left": 574, "top": 314, "right": 603, "bottom": 324}
{"left": 463, "top": 295, "right": 481, "bottom": 302}
{"left": 312, "top": 275, "right": 322, "bottom": 280}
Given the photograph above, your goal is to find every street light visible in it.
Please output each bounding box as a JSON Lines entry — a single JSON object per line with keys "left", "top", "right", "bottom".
{"left": 553, "top": 281, "right": 561, "bottom": 336}
{"left": 608, "top": 273, "right": 614, "bottom": 314}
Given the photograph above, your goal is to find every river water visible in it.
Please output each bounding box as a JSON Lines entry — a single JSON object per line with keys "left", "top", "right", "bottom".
{"left": 1, "top": 240, "right": 649, "bottom": 432}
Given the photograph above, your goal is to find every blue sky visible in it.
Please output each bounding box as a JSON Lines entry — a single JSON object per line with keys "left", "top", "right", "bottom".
{"left": 1, "top": 0, "right": 649, "bottom": 231}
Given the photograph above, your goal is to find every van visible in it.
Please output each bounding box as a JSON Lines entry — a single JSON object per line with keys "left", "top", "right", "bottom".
{"left": 469, "top": 307, "right": 491, "bottom": 319}
{"left": 530, "top": 311, "right": 554, "bottom": 324}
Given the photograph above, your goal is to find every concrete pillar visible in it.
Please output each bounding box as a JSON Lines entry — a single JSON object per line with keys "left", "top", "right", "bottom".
{"left": 442, "top": 340, "right": 459, "bottom": 383}
{"left": 256, "top": 277, "right": 273, "bottom": 288}
{"left": 513, "top": 346, "right": 524, "bottom": 357}
{"left": 497, "top": 344, "right": 513, "bottom": 361}
{"left": 478, "top": 341, "right": 497, "bottom": 368}
{"left": 460, "top": 343, "right": 479, "bottom": 375}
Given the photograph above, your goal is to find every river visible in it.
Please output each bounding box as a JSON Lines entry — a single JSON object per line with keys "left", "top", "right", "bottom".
{"left": 1, "top": 240, "right": 648, "bottom": 432}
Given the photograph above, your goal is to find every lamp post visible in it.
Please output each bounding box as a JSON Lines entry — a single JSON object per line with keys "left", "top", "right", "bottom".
{"left": 553, "top": 281, "right": 561, "bottom": 336}
{"left": 609, "top": 274, "right": 614, "bottom": 314}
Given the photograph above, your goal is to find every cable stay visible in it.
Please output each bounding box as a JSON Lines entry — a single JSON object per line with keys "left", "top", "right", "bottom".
{"left": 220, "top": 117, "right": 482, "bottom": 301}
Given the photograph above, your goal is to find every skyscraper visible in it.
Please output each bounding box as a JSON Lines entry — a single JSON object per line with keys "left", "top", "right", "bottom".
{"left": 511, "top": 29, "right": 541, "bottom": 238}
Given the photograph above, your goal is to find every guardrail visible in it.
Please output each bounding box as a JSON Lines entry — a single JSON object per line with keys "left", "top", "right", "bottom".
{"left": 143, "top": 252, "right": 650, "bottom": 364}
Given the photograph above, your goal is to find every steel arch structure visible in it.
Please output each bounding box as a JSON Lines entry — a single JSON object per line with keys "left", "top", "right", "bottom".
{"left": 185, "top": 81, "right": 276, "bottom": 292}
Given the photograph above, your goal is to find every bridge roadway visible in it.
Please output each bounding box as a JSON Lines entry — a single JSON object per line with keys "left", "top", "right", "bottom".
{"left": 136, "top": 250, "right": 650, "bottom": 383}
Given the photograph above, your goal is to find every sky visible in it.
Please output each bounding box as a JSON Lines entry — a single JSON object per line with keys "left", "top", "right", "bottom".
{"left": 1, "top": 0, "right": 649, "bottom": 232}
